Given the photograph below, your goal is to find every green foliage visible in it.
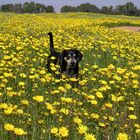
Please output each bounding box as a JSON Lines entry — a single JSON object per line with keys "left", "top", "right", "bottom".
{"left": 116, "top": 2, "right": 137, "bottom": 16}
{"left": 0, "top": 1, "right": 54, "bottom": 13}
{"left": 61, "top": 6, "right": 77, "bottom": 12}
{"left": 61, "top": 2, "right": 140, "bottom": 16}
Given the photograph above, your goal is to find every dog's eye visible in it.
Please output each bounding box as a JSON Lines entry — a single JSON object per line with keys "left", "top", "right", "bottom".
{"left": 74, "top": 56, "right": 77, "bottom": 59}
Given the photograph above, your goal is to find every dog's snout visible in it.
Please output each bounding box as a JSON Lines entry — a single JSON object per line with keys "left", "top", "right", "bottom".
{"left": 71, "top": 61, "right": 75, "bottom": 65}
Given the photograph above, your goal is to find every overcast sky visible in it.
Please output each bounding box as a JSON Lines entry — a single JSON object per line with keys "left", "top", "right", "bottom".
{"left": 0, "top": 0, "right": 140, "bottom": 12}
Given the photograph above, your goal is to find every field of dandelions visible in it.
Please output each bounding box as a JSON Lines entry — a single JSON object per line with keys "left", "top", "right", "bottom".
{"left": 0, "top": 12, "right": 140, "bottom": 140}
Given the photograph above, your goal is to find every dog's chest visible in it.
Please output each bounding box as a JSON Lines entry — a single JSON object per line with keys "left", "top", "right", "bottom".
{"left": 62, "top": 69, "right": 77, "bottom": 78}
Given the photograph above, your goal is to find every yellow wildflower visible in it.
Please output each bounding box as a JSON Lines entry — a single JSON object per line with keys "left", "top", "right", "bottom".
{"left": 117, "top": 132, "right": 129, "bottom": 140}
{"left": 128, "top": 114, "right": 137, "bottom": 120}
{"left": 77, "top": 124, "right": 88, "bottom": 134}
{"left": 58, "top": 127, "right": 69, "bottom": 137}
{"left": 73, "top": 116, "right": 82, "bottom": 125}
{"left": 14, "top": 128, "right": 27, "bottom": 135}
{"left": 96, "top": 91, "right": 103, "bottom": 99}
{"left": 4, "top": 123, "right": 15, "bottom": 131}
{"left": 51, "top": 127, "right": 58, "bottom": 136}
{"left": 33, "top": 95, "right": 44, "bottom": 102}
{"left": 85, "top": 133, "right": 96, "bottom": 140}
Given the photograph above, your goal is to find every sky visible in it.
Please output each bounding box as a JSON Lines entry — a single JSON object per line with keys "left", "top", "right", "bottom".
{"left": 0, "top": 0, "right": 140, "bottom": 12}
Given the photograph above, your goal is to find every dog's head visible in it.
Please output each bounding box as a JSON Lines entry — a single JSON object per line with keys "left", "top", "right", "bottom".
{"left": 61, "top": 49, "right": 83, "bottom": 69}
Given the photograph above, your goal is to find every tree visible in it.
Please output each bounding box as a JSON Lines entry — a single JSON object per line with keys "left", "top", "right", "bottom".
{"left": 22, "top": 2, "right": 54, "bottom": 13}
{"left": 136, "top": 9, "right": 140, "bottom": 16}
{"left": 125, "top": 2, "right": 137, "bottom": 16}
{"left": 1, "top": 4, "right": 14, "bottom": 12}
{"left": 115, "top": 2, "right": 137, "bottom": 16}
{"left": 14, "top": 4, "right": 23, "bottom": 13}
{"left": 61, "top": 6, "right": 76, "bottom": 12}
{"left": 116, "top": 5, "right": 125, "bottom": 15}
{"left": 46, "top": 5, "right": 54, "bottom": 13}
{"left": 23, "top": 1, "right": 36, "bottom": 13}
{"left": 35, "top": 3, "right": 48, "bottom": 13}
{"left": 101, "top": 6, "right": 114, "bottom": 14}
{"left": 77, "top": 3, "right": 100, "bottom": 13}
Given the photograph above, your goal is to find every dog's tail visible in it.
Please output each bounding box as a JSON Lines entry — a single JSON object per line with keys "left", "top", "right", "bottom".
{"left": 48, "top": 32, "right": 55, "bottom": 53}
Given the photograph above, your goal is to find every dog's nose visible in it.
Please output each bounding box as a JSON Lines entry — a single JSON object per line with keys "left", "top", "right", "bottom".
{"left": 71, "top": 62, "right": 75, "bottom": 66}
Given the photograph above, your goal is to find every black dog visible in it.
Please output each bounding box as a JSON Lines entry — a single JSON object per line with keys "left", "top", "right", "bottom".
{"left": 46, "top": 32, "right": 83, "bottom": 79}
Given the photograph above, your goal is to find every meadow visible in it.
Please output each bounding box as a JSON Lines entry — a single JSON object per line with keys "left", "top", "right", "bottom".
{"left": 0, "top": 12, "right": 140, "bottom": 140}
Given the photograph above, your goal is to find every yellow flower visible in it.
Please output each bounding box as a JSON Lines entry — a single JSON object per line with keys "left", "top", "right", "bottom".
{"left": 99, "top": 80, "right": 107, "bottom": 85}
{"left": 111, "top": 95, "right": 117, "bottom": 102}
{"left": 105, "top": 103, "right": 113, "bottom": 108}
{"left": 70, "top": 77, "right": 78, "bottom": 82}
{"left": 117, "top": 132, "right": 129, "bottom": 140}
{"left": 128, "top": 114, "right": 137, "bottom": 120}
{"left": 51, "top": 127, "right": 58, "bottom": 136}
{"left": 33, "top": 95, "right": 44, "bottom": 102}
{"left": 18, "top": 81, "right": 25, "bottom": 86}
{"left": 91, "top": 77, "right": 96, "bottom": 81}
{"left": 85, "top": 133, "right": 96, "bottom": 140}
{"left": 51, "top": 90, "right": 60, "bottom": 95}
{"left": 99, "top": 122, "right": 105, "bottom": 128}
{"left": 16, "top": 109, "right": 24, "bottom": 114}
{"left": 90, "top": 100, "right": 98, "bottom": 105}
{"left": 73, "top": 116, "right": 82, "bottom": 125}
{"left": 113, "top": 75, "right": 122, "bottom": 81}
{"left": 77, "top": 124, "right": 88, "bottom": 134}
{"left": 4, "top": 108, "right": 13, "bottom": 115}
{"left": 60, "top": 108, "right": 69, "bottom": 115}
{"left": 61, "top": 97, "right": 72, "bottom": 103}
{"left": 96, "top": 91, "right": 103, "bottom": 99}
{"left": 21, "top": 100, "right": 29, "bottom": 105}
{"left": 4, "top": 123, "right": 15, "bottom": 131}
{"left": 128, "top": 107, "right": 134, "bottom": 111}
{"left": 0, "top": 103, "right": 8, "bottom": 109}
{"left": 65, "top": 84, "right": 72, "bottom": 89}
{"left": 58, "top": 127, "right": 69, "bottom": 137}
{"left": 58, "top": 86, "right": 67, "bottom": 92}
{"left": 136, "top": 129, "right": 140, "bottom": 134}
{"left": 14, "top": 128, "right": 27, "bottom": 135}
{"left": 79, "top": 80, "right": 87, "bottom": 86}
{"left": 39, "top": 70, "right": 46, "bottom": 75}
{"left": 134, "top": 124, "right": 140, "bottom": 128}
{"left": 20, "top": 73, "right": 26, "bottom": 78}
{"left": 51, "top": 56, "right": 56, "bottom": 60}
{"left": 90, "top": 113, "right": 99, "bottom": 120}
{"left": 45, "top": 103, "right": 54, "bottom": 110}
{"left": 117, "top": 68, "right": 126, "bottom": 74}
{"left": 50, "top": 109, "right": 57, "bottom": 114}
{"left": 51, "top": 66, "right": 57, "bottom": 71}
{"left": 109, "top": 116, "right": 114, "bottom": 121}
{"left": 107, "top": 64, "right": 115, "bottom": 70}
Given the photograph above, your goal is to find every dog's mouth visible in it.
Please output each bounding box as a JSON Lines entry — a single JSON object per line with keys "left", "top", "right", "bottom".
{"left": 67, "top": 63, "right": 76, "bottom": 69}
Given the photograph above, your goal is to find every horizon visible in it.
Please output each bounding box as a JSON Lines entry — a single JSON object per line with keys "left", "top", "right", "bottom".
{"left": 0, "top": 0, "right": 140, "bottom": 12}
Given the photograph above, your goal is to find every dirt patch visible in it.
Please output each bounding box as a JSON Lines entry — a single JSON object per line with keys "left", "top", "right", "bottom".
{"left": 112, "top": 26, "right": 140, "bottom": 32}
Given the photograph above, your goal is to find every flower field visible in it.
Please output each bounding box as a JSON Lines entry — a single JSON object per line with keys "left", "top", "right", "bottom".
{"left": 0, "top": 13, "right": 140, "bottom": 140}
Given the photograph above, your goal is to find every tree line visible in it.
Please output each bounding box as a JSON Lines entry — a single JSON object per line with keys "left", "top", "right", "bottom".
{"left": 61, "top": 2, "right": 140, "bottom": 16}
{"left": 0, "top": 1, "right": 54, "bottom": 13}
{"left": 0, "top": 1, "right": 140, "bottom": 16}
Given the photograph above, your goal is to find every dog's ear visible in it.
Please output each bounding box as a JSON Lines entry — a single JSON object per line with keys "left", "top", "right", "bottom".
{"left": 76, "top": 50, "right": 83, "bottom": 61}
{"left": 61, "top": 50, "right": 68, "bottom": 57}
{"left": 59, "top": 50, "right": 68, "bottom": 67}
